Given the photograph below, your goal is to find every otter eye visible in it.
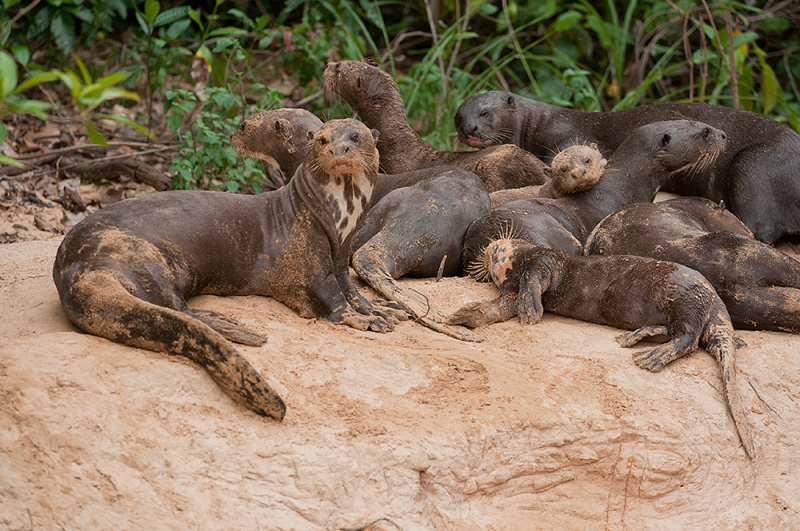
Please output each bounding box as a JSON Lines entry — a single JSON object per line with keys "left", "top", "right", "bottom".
{"left": 479, "top": 110, "right": 488, "bottom": 118}
{"left": 585, "top": 157, "right": 591, "bottom": 164}
{"left": 356, "top": 78, "right": 362, "bottom": 88}
{"left": 660, "top": 133, "right": 671, "bottom": 146}
{"left": 318, "top": 137, "right": 328, "bottom": 145}
{"left": 703, "top": 127, "right": 711, "bottom": 139}
{"left": 560, "top": 167, "right": 568, "bottom": 173}
{"left": 350, "top": 132, "right": 360, "bottom": 143}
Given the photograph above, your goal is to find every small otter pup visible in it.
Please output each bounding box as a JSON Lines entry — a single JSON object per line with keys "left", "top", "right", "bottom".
{"left": 449, "top": 239, "right": 755, "bottom": 458}
{"left": 489, "top": 143, "right": 607, "bottom": 208}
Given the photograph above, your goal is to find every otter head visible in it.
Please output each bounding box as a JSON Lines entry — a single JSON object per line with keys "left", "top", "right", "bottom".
{"left": 465, "top": 237, "right": 524, "bottom": 287}
{"left": 305, "top": 118, "right": 380, "bottom": 242}
{"left": 647, "top": 120, "right": 727, "bottom": 175}
{"left": 544, "top": 143, "right": 608, "bottom": 195}
{"left": 231, "top": 108, "right": 323, "bottom": 184}
{"left": 455, "top": 91, "right": 517, "bottom": 148}
{"left": 323, "top": 60, "right": 406, "bottom": 120}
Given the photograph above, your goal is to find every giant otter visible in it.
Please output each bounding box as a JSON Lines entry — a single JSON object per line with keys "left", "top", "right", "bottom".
{"left": 449, "top": 238, "right": 756, "bottom": 458}
{"left": 53, "top": 119, "right": 404, "bottom": 419}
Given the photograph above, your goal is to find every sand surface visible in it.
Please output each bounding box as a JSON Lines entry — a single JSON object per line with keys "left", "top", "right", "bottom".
{"left": 2, "top": 236, "right": 799, "bottom": 529}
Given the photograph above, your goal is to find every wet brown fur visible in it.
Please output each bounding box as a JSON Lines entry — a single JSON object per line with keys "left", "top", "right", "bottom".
{"left": 489, "top": 143, "right": 607, "bottom": 208}
{"left": 449, "top": 239, "right": 756, "bottom": 458}
{"left": 455, "top": 91, "right": 800, "bottom": 243}
{"left": 230, "top": 108, "right": 323, "bottom": 187}
{"left": 323, "top": 60, "right": 548, "bottom": 193}
{"left": 586, "top": 197, "right": 800, "bottom": 333}
{"left": 461, "top": 120, "right": 727, "bottom": 268}
{"left": 53, "top": 119, "right": 402, "bottom": 419}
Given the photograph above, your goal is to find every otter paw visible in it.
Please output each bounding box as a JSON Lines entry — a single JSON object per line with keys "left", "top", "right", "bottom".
{"left": 631, "top": 342, "right": 684, "bottom": 372}
{"left": 616, "top": 325, "right": 669, "bottom": 348}
{"left": 337, "top": 311, "right": 396, "bottom": 333}
{"left": 368, "top": 299, "right": 409, "bottom": 322}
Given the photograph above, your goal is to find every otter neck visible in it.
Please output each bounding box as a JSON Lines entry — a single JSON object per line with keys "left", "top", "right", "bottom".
{"left": 342, "top": 92, "right": 439, "bottom": 173}
{"left": 289, "top": 162, "right": 376, "bottom": 253}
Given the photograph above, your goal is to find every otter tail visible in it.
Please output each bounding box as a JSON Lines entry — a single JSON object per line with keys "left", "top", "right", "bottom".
{"left": 702, "top": 309, "right": 756, "bottom": 459}
{"left": 60, "top": 270, "right": 286, "bottom": 420}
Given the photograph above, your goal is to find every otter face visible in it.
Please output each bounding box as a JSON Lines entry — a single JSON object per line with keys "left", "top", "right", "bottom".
{"left": 455, "top": 91, "right": 517, "bottom": 148}
{"left": 545, "top": 143, "right": 608, "bottom": 195}
{"left": 323, "top": 60, "right": 400, "bottom": 112}
{"left": 652, "top": 120, "right": 727, "bottom": 175}
{"left": 306, "top": 118, "right": 380, "bottom": 242}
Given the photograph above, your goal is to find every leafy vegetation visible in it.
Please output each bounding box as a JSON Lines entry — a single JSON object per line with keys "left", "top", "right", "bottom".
{"left": 2, "top": 0, "right": 800, "bottom": 179}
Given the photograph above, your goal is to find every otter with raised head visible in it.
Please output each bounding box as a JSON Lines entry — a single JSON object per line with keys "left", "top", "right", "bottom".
{"left": 455, "top": 91, "right": 800, "bottom": 243}
{"left": 449, "top": 238, "right": 756, "bottom": 459}
{"left": 461, "top": 119, "right": 727, "bottom": 267}
{"left": 324, "top": 60, "right": 548, "bottom": 192}
{"left": 232, "top": 110, "right": 489, "bottom": 342}
{"left": 489, "top": 143, "right": 607, "bottom": 208}
{"left": 53, "top": 119, "right": 405, "bottom": 419}
{"left": 586, "top": 197, "right": 800, "bottom": 333}
{"left": 230, "top": 107, "right": 323, "bottom": 186}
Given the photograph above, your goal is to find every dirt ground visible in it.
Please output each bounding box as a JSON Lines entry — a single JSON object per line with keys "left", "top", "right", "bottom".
{"left": 1, "top": 227, "right": 800, "bottom": 529}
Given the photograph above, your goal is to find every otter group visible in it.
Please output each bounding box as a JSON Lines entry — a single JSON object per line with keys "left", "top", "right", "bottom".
{"left": 54, "top": 60, "right": 800, "bottom": 460}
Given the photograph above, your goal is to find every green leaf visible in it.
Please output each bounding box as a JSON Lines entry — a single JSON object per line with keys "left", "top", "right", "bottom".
{"left": 166, "top": 18, "right": 192, "bottom": 40}
{"left": 145, "top": 0, "right": 161, "bottom": 26}
{"left": 73, "top": 55, "right": 91, "bottom": 86}
{"left": 212, "top": 37, "right": 237, "bottom": 53}
{"left": 50, "top": 11, "right": 76, "bottom": 54}
{"left": 167, "top": 113, "right": 184, "bottom": 132}
{"left": 85, "top": 122, "right": 108, "bottom": 145}
{"left": 552, "top": 11, "right": 581, "bottom": 32}
{"left": 92, "top": 71, "right": 132, "bottom": 91}
{"left": 7, "top": 99, "right": 52, "bottom": 119}
{"left": 760, "top": 61, "right": 778, "bottom": 114}
{"left": 187, "top": 9, "right": 203, "bottom": 31}
{"left": 15, "top": 71, "right": 61, "bottom": 94}
{"left": 11, "top": 45, "right": 30, "bottom": 66}
{"left": 0, "top": 51, "right": 18, "bottom": 101}
{"left": 154, "top": 6, "right": 190, "bottom": 27}
{"left": 0, "top": 122, "right": 6, "bottom": 142}
{"left": 224, "top": 180, "right": 239, "bottom": 193}
{"left": 95, "top": 112, "right": 152, "bottom": 137}
{"left": 208, "top": 27, "right": 249, "bottom": 37}
{"left": 135, "top": 11, "right": 150, "bottom": 34}
{"left": 78, "top": 86, "right": 140, "bottom": 107}
{"left": 0, "top": 153, "right": 25, "bottom": 168}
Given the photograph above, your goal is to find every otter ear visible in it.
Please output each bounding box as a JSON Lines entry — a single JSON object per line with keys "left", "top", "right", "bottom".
{"left": 275, "top": 119, "right": 290, "bottom": 137}
{"left": 307, "top": 130, "right": 315, "bottom": 141}
{"left": 506, "top": 95, "right": 515, "bottom": 108}
{"left": 371, "top": 128, "right": 380, "bottom": 141}
{"left": 717, "top": 200, "right": 726, "bottom": 211}
{"left": 590, "top": 142, "right": 598, "bottom": 150}
{"left": 660, "top": 133, "right": 671, "bottom": 147}
{"left": 543, "top": 166, "right": 553, "bottom": 177}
